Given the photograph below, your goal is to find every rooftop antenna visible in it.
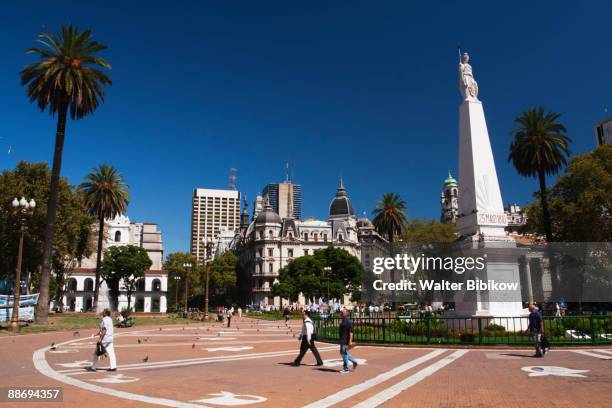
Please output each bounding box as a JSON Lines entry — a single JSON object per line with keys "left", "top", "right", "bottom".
{"left": 228, "top": 168, "right": 238, "bottom": 190}
{"left": 285, "top": 161, "right": 290, "bottom": 183}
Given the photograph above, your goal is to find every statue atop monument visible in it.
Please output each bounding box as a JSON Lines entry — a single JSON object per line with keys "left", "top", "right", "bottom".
{"left": 459, "top": 52, "right": 479, "bottom": 101}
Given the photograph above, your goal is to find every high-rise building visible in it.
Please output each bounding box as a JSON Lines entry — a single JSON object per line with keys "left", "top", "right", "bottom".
{"left": 190, "top": 188, "right": 241, "bottom": 262}
{"left": 594, "top": 116, "right": 612, "bottom": 147}
{"left": 262, "top": 182, "right": 302, "bottom": 220}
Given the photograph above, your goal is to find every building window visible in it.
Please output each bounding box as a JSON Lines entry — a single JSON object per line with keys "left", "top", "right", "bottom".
{"left": 323, "top": 234, "right": 328, "bottom": 242}
{"left": 67, "top": 278, "right": 78, "bottom": 291}
{"left": 152, "top": 279, "right": 161, "bottom": 292}
{"left": 304, "top": 249, "right": 309, "bottom": 256}
{"left": 338, "top": 234, "right": 344, "bottom": 242}
{"left": 259, "top": 231, "right": 264, "bottom": 240}
{"left": 114, "top": 231, "right": 121, "bottom": 242}
{"left": 268, "top": 248, "right": 273, "bottom": 257}
{"left": 313, "top": 232, "right": 319, "bottom": 241}
{"left": 288, "top": 232, "right": 293, "bottom": 239}
{"left": 303, "top": 233, "right": 308, "bottom": 241}
{"left": 136, "top": 279, "right": 146, "bottom": 292}
{"left": 84, "top": 278, "right": 94, "bottom": 291}
{"left": 268, "top": 263, "right": 273, "bottom": 273}
{"left": 269, "top": 230, "right": 274, "bottom": 238}
{"left": 288, "top": 249, "right": 293, "bottom": 258}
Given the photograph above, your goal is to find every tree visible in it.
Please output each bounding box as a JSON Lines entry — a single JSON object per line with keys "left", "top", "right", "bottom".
{"left": 401, "top": 219, "right": 457, "bottom": 243}
{"left": 372, "top": 193, "right": 408, "bottom": 242}
{"left": 20, "top": 25, "right": 112, "bottom": 322}
{"left": 79, "top": 164, "right": 129, "bottom": 311}
{"left": 208, "top": 251, "right": 238, "bottom": 299}
{"left": 272, "top": 247, "right": 363, "bottom": 302}
{"left": 101, "top": 245, "right": 151, "bottom": 312}
{"left": 164, "top": 252, "right": 200, "bottom": 310}
{"left": 509, "top": 108, "right": 571, "bottom": 242}
{"left": 0, "top": 162, "right": 93, "bottom": 299}
{"left": 524, "top": 144, "right": 612, "bottom": 242}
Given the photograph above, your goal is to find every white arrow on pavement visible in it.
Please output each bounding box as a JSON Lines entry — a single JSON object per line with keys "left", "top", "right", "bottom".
{"left": 522, "top": 366, "right": 589, "bottom": 378}
{"left": 191, "top": 391, "right": 266, "bottom": 406}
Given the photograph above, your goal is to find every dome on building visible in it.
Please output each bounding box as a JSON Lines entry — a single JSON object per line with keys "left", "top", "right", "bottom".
{"left": 357, "top": 217, "right": 373, "bottom": 229}
{"left": 329, "top": 178, "right": 355, "bottom": 219}
{"left": 255, "top": 200, "right": 282, "bottom": 225}
{"left": 444, "top": 171, "right": 458, "bottom": 187}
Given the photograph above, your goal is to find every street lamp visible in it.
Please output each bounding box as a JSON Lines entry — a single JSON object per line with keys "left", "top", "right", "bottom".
{"left": 173, "top": 276, "right": 181, "bottom": 311}
{"left": 202, "top": 237, "right": 214, "bottom": 319}
{"left": 323, "top": 266, "right": 332, "bottom": 302}
{"left": 182, "top": 262, "right": 193, "bottom": 313}
{"left": 10, "top": 197, "right": 35, "bottom": 333}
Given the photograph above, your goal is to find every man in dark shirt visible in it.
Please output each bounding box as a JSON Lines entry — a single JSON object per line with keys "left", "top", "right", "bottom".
{"left": 527, "top": 303, "right": 545, "bottom": 357}
{"left": 339, "top": 308, "right": 358, "bottom": 374}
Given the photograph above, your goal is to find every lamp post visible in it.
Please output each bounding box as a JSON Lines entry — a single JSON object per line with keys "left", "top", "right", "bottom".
{"left": 10, "top": 197, "right": 36, "bottom": 333}
{"left": 202, "top": 237, "right": 214, "bottom": 319}
{"left": 182, "top": 262, "right": 193, "bottom": 313}
{"left": 323, "top": 266, "right": 332, "bottom": 303}
{"left": 173, "top": 275, "right": 181, "bottom": 310}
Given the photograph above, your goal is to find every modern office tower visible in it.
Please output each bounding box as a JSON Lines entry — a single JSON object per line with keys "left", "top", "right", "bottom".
{"left": 594, "top": 116, "right": 612, "bottom": 147}
{"left": 262, "top": 182, "right": 302, "bottom": 220}
{"left": 190, "top": 188, "right": 241, "bottom": 262}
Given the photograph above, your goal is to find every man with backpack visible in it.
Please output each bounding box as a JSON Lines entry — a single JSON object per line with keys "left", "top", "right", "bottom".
{"left": 293, "top": 310, "right": 323, "bottom": 367}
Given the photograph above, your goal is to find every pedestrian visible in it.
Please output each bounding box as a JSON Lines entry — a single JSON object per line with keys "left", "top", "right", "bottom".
{"left": 88, "top": 309, "right": 117, "bottom": 372}
{"left": 527, "top": 303, "right": 545, "bottom": 358}
{"left": 238, "top": 307, "right": 242, "bottom": 318}
{"left": 284, "top": 306, "right": 290, "bottom": 323}
{"left": 555, "top": 302, "right": 561, "bottom": 317}
{"left": 338, "top": 308, "right": 358, "bottom": 374}
{"left": 293, "top": 310, "right": 323, "bottom": 367}
{"left": 226, "top": 308, "right": 232, "bottom": 328}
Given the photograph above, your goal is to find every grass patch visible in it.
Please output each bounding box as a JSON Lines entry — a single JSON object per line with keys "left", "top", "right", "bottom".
{"left": 246, "top": 311, "right": 302, "bottom": 321}
{"left": 0, "top": 313, "right": 203, "bottom": 335}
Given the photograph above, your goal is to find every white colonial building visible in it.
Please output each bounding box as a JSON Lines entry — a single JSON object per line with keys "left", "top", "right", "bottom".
{"left": 60, "top": 215, "right": 167, "bottom": 313}
{"left": 231, "top": 180, "right": 386, "bottom": 307}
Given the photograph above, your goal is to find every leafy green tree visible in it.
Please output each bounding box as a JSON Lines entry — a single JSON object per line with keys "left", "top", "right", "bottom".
{"left": 79, "top": 164, "right": 129, "bottom": 311}
{"left": 272, "top": 247, "right": 363, "bottom": 302}
{"left": 372, "top": 193, "right": 408, "bottom": 242}
{"left": 0, "top": 162, "right": 93, "bottom": 302}
{"left": 101, "top": 245, "right": 152, "bottom": 311}
{"left": 401, "top": 219, "right": 457, "bottom": 243}
{"left": 164, "top": 252, "right": 200, "bottom": 310}
{"left": 20, "top": 25, "right": 112, "bottom": 322}
{"left": 209, "top": 251, "right": 238, "bottom": 297}
{"left": 509, "top": 108, "right": 571, "bottom": 242}
{"left": 524, "top": 144, "right": 612, "bottom": 242}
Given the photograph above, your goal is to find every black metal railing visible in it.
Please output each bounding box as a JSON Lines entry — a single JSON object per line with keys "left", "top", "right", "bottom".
{"left": 314, "top": 314, "right": 612, "bottom": 346}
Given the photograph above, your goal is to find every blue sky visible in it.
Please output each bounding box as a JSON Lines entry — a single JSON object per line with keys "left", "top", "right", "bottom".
{"left": 1, "top": 1, "right": 609, "bottom": 255}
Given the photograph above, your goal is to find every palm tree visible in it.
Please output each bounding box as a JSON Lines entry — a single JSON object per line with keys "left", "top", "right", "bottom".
{"left": 79, "top": 164, "right": 129, "bottom": 310}
{"left": 509, "top": 108, "right": 571, "bottom": 242}
{"left": 20, "top": 25, "right": 111, "bottom": 321}
{"left": 372, "top": 193, "right": 408, "bottom": 242}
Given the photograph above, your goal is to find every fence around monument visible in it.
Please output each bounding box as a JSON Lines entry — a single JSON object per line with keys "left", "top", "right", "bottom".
{"left": 313, "top": 314, "right": 612, "bottom": 346}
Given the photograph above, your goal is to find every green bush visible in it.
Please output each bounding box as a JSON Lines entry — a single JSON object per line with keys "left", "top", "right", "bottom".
{"left": 486, "top": 323, "right": 505, "bottom": 331}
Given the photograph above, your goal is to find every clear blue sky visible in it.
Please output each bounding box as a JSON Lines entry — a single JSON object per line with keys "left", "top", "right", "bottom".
{"left": 1, "top": 1, "right": 609, "bottom": 255}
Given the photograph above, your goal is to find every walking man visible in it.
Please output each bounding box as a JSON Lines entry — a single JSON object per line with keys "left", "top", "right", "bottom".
{"left": 528, "top": 303, "right": 545, "bottom": 357}
{"left": 89, "top": 309, "right": 117, "bottom": 371}
{"left": 293, "top": 310, "right": 323, "bottom": 366}
{"left": 226, "top": 307, "right": 233, "bottom": 328}
{"left": 339, "top": 308, "right": 358, "bottom": 374}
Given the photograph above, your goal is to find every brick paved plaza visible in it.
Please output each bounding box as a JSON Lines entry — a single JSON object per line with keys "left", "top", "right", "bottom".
{"left": 1, "top": 317, "right": 610, "bottom": 407}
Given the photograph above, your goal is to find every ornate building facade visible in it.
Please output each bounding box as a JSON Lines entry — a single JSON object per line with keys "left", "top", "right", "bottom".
{"left": 61, "top": 215, "right": 167, "bottom": 313}
{"left": 231, "top": 180, "right": 386, "bottom": 307}
{"left": 440, "top": 171, "right": 459, "bottom": 224}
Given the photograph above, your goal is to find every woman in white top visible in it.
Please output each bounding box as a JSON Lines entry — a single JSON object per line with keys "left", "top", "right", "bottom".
{"left": 89, "top": 309, "right": 117, "bottom": 371}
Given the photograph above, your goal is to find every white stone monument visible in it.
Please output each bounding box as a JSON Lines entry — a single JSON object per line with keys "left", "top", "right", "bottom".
{"left": 454, "top": 52, "right": 525, "bottom": 321}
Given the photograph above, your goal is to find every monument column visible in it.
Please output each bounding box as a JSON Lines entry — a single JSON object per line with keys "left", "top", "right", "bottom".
{"left": 454, "top": 52, "right": 525, "bottom": 320}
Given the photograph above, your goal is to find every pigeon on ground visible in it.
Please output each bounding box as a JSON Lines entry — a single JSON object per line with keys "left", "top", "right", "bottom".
{"left": 138, "top": 339, "right": 141, "bottom": 344}
{"left": 192, "top": 344, "right": 195, "bottom": 349}
{"left": 159, "top": 328, "right": 162, "bottom": 331}
{"left": 50, "top": 342, "right": 56, "bottom": 351}
{"left": 143, "top": 356, "right": 149, "bottom": 362}
{"left": 73, "top": 331, "right": 80, "bottom": 336}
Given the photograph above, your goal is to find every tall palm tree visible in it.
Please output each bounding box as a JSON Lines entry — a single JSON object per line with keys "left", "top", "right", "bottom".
{"left": 79, "top": 164, "right": 129, "bottom": 310}
{"left": 509, "top": 108, "right": 571, "bottom": 242}
{"left": 372, "top": 193, "right": 408, "bottom": 242}
{"left": 20, "top": 25, "right": 111, "bottom": 321}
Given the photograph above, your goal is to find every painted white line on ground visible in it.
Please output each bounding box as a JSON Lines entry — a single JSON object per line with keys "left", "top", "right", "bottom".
{"left": 593, "top": 349, "right": 612, "bottom": 355}
{"left": 352, "top": 350, "right": 469, "bottom": 408}
{"left": 60, "top": 346, "right": 338, "bottom": 375}
{"left": 33, "top": 338, "right": 213, "bottom": 408}
{"left": 302, "top": 349, "right": 446, "bottom": 408}
{"left": 571, "top": 350, "right": 612, "bottom": 360}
